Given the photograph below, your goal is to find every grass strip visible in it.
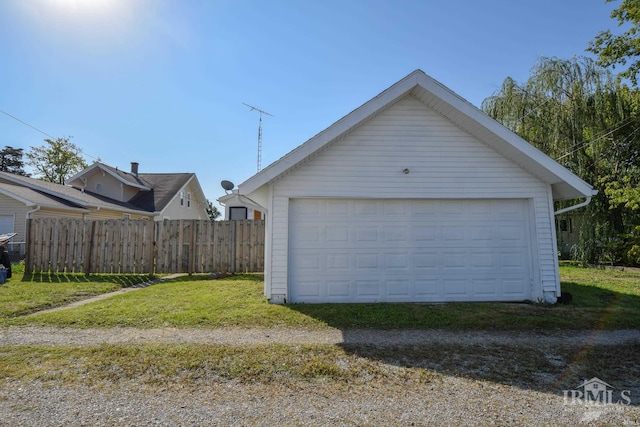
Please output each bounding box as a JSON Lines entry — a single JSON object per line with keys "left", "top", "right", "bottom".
{"left": 2, "top": 267, "right": 640, "bottom": 330}
{"left": 0, "top": 342, "right": 637, "bottom": 402}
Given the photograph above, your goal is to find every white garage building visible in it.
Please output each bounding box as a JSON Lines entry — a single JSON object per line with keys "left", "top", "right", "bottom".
{"left": 230, "top": 70, "right": 596, "bottom": 304}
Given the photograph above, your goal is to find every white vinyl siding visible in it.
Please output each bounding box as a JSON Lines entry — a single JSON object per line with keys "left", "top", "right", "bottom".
{"left": 256, "top": 95, "right": 553, "bottom": 302}
{"left": 0, "top": 195, "right": 29, "bottom": 243}
{"left": 160, "top": 179, "right": 209, "bottom": 220}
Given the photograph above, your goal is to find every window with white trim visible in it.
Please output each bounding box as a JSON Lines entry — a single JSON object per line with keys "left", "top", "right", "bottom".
{"left": 187, "top": 192, "right": 191, "bottom": 208}
{"left": 180, "top": 190, "right": 184, "bottom": 207}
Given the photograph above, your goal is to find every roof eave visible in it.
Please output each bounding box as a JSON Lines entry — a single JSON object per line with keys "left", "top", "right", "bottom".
{"left": 0, "top": 174, "right": 93, "bottom": 207}
{"left": 238, "top": 69, "right": 595, "bottom": 200}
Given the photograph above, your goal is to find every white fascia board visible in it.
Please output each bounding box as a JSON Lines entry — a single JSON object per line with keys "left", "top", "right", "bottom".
{"left": 217, "top": 193, "right": 267, "bottom": 213}
{"left": 0, "top": 188, "right": 36, "bottom": 206}
{"left": 239, "top": 73, "right": 419, "bottom": 195}
{"left": 413, "top": 71, "right": 595, "bottom": 200}
{"left": 239, "top": 69, "right": 595, "bottom": 200}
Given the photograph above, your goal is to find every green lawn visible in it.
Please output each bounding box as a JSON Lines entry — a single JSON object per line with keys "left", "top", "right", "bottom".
{"left": 0, "top": 268, "right": 151, "bottom": 318}
{"left": 2, "top": 265, "right": 639, "bottom": 330}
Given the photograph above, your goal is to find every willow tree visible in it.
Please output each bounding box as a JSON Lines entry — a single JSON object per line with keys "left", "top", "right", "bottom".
{"left": 482, "top": 56, "right": 640, "bottom": 265}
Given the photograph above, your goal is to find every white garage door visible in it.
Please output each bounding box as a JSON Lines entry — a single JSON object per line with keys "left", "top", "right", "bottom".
{"left": 289, "top": 199, "right": 533, "bottom": 303}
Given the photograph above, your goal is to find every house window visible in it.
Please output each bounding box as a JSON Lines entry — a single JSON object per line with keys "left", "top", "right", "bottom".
{"left": 187, "top": 192, "right": 191, "bottom": 208}
{"left": 180, "top": 191, "right": 184, "bottom": 207}
{"left": 123, "top": 214, "right": 131, "bottom": 220}
{"left": 0, "top": 215, "right": 14, "bottom": 234}
{"left": 229, "top": 207, "right": 248, "bottom": 220}
{"left": 95, "top": 183, "right": 103, "bottom": 193}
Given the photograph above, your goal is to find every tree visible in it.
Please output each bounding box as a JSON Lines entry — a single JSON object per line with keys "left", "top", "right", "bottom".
{"left": 26, "top": 137, "right": 88, "bottom": 184}
{"left": 206, "top": 201, "right": 222, "bottom": 221}
{"left": 588, "top": 0, "right": 640, "bottom": 86}
{"left": 482, "top": 56, "right": 640, "bottom": 265}
{"left": 0, "top": 146, "right": 28, "bottom": 175}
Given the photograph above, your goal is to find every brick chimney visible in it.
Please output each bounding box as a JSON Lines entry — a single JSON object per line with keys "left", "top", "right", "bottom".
{"left": 131, "top": 162, "right": 139, "bottom": 177}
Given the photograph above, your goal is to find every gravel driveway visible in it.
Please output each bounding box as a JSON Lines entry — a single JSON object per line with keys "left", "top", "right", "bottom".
{"left": 1, "top": 326, "right": 639, "bottom": 426}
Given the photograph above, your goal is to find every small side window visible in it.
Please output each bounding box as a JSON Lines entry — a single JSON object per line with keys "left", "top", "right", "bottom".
{"left": 229, "top": 207, "right": 248, "bottom": 220}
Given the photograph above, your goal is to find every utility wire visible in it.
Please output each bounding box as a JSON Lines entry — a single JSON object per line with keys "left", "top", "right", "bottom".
{"left": 0, "top": 107, "right": 100, "bottom": 162}
{"left": 0, "top": 108, "right": 55, "bottom": 139}
{"left": 555, "top": 117, "right": 637, "bottom": 161}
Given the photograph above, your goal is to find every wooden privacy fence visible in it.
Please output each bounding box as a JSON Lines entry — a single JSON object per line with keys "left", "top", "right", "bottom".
{"left": 25, "top": 218, "right": 265, "bottom": 274}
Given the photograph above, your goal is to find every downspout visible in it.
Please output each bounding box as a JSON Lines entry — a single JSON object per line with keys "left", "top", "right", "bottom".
{"left": 554, "top": 194, "right": 595, "bottom": 216}
{"left": 26, "top": 205, "right": 41, "bottom": 219}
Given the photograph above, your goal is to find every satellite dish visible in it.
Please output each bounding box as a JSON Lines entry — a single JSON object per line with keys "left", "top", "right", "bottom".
{"left": 221, "top": 180, "right": 235, "bottom": 193}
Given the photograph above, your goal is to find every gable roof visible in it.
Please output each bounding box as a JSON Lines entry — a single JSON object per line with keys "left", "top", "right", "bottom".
{"left": 66, "top": 162, "right": 201, "bottom": 213}
{"left": 0, "top": 172, "right": 155, "bottom": 215}
{"left": 67, "top": 162, "right": 151, "bottom": 190}
{"left": 238, "top": 70, "right": 596, "bottom": 201}
{"left": 0, "top": 182, "right": 87, "bottom": 211}
{"left": 128, "top": 173, "right": 196, "bottom": 212}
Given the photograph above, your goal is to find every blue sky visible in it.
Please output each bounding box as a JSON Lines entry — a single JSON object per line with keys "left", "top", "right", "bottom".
{"left": 0, "top": 0, "right": 620, "bottom": 206}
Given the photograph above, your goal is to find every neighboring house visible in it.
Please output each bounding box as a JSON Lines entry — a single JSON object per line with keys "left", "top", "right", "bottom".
{"left": 218, "top": 192, "right": 266, "bottom": 220}
{"left": 0, "top": 161, "right": 209, "bottom": 248}
{"left": 555, "top": 212, "right": 585, "bottom": 259}
{"left": 225, "top": 70, "right": 596, "bottom": 304}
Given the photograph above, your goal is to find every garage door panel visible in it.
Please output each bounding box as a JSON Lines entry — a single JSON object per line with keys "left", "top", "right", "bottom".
{"left": 386, "top": 279, "right": 410, "bottom": 297}
{"left": 356, "top": 280, "right": 380, "bottom": 297}
{"left": 296, "top": 254, "right": 321, "bottom": 270}
{"left": 471, "top": 252, "right": 496, "bottom": 268}
{"left": 356, "top": 226, "right": 378, "bottom": 242}
{"left": 327, "top": 253, "right": 350, "bottom": 269}
{"left": 501, "top": 251, "right": 527, "bottom": 269}
{"left": 326, "top": 226, "right": 350, "bottom": 242}
{"left": 327, "top": 280, "right": 350, "bottom": 297}
{"left": 289, "top": 199, "right": 532, "bottom": 303}
{"left": 442, "top": 252, "right": 467, "bottom": 269}
{"left": 296, "top": 280, "right": 322, "bottom": 299}
{"left": 443, "top": 279, "right": 468, "bottom": 296}
{"left": 385, "top": 253, "right": 409, "bottom": 269}
{"left": 326, "top": 200, "right": 349, "bottom": 215}
{"left": 415, "top": 279, "right": 440, "bottom": 296}
{"left": 414, "top": 252, "right": 439, "bottom": 269}
{"left": 356, "top": 253, "right": 380, "bottom": 269}
{"left": 473, "top": 279, "right": 499, "bottom": 297}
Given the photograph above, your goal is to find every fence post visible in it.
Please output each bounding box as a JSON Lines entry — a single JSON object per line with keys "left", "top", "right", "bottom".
{"left": 25, "top": 218, "right": 32, "bottom": 274}
{"left": 85, "top": 221, "right": 96, "bottom": 275}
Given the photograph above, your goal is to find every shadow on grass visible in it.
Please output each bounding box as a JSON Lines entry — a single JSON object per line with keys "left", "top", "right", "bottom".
{"left": 286, "top": 282, "right": 640, "bottom": 405}
{"left": 23, "top": 272, "right": 152, "bottom": 288}
{"left": 287, "top": 281, "right": 640, "bottom": 330}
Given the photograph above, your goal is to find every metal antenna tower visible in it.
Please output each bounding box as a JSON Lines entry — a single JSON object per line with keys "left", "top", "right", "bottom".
{"left": 243, "top": 103, "right": 273, "bottom": 172}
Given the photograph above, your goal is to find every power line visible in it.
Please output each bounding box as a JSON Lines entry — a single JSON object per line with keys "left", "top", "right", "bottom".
{"left": 0, "top": 108, "right": 55, "bottom": 139}
{"left": 0, "top": 107, "right": 100, "bottom": 162}
{"left": 555, "top": 117, "right": 637, "bottom": 161}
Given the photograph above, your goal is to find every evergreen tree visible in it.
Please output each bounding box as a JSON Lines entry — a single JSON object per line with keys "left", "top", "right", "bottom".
{"left": 0, "top": 146, "right": 28, "bottom": 175}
